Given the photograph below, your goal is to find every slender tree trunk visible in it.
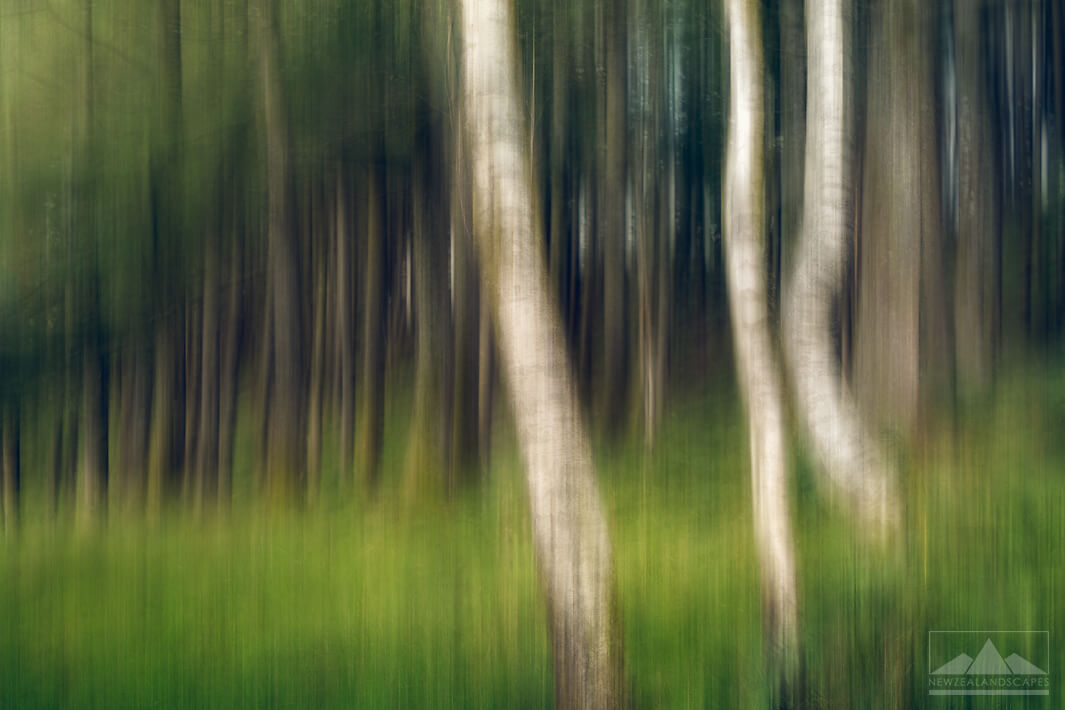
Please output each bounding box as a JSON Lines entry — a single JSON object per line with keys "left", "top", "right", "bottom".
{"left": 953, "top": 0, "right": 998, "bottom": 393}
{"left": 195, "top": 242, "right": 221, "bottom": 512}
{"left": 783, "top": 0, "right": 898, "bottom": 532}
{"left": 334, "top": 171, "right": 356, "bottom": 487}
{"left": 633, "top": 0, "right": 668, "bottom": 450}
{"left": 723, "top": 0, "right": 799, "bottom": 699}
{"left": 1, "top": 403, "right": 20, "bottom": 535}
{"left": 404, "top": 144, "right": 455, "bottom": 497}
{"left": 306, "top": 202, "right": 327, "bottom": 503}
{"left": 450, "top": 92, "right": 483, "bottom": 481}
{"left": 146, "top": 0, "right": 184, "bottom": 518}
{"left": 458, "top": 0, "right": 624, "bottom": 705}
{"left": 477, "top": 297, "right": 495, "bottom": 473}
{"left": 217, "top": 231, "right": 242, "bottom": 505}
{"left": 549, "top": 0, "right": 569, "bottom": 306}
{"left": 183, "top": 294, "right": 202, "bottom": 502}
{"left": 357, "top": 166, "right": 386, "bottom": 491}
{"left": 258, "top": 0, "right": 305, "bottom": 503}
{"left": 118, "top": 343, "right": 151, "bottom": 510}
{"left": 78, "top": 344, "right": 109, "bottom": 527}
{"left": 598, "top": 0, "right": 628, "bottom": 436}
{"left": 74, "top": 0, "right": 108, "bottom": 530}
{"left": 779, "top": 0, "right": 804, "bottom": 305}
{"left": 147, "top": 330, "right": 173, "bottom": 517}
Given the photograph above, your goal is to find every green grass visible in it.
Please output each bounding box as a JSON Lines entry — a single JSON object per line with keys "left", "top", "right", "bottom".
{"left": 1, "top": 362, "right": 1064, "bottom": 707}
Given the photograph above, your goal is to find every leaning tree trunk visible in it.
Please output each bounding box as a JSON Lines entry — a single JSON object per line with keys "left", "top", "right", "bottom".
{"left": 458, "top": 0, "right": 624, "bottom": 705}
{"left": 723, "top": 0, "right": 798, "bottom": 698}
{"left": 782, "top": 0, "right": 898, "bottom": 532}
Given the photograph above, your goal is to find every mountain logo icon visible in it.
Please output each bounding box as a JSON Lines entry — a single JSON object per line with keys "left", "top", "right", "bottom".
{"left": 932, "top": 638, "right": 1047, "bottom": 676}
{"left": 928, "top": 630, "right": 1050, "bottom": 696}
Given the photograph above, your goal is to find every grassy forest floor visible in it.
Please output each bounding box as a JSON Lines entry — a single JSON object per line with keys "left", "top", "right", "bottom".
{"left": 1, "top": 354, "right": 1064, "bottom": 708}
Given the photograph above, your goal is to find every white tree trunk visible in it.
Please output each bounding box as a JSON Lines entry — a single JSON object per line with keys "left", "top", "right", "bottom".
{"left": 458, "top": 0, "right": 622, "bottom": 706}
{"left": 723, "top": 0, "right": 799, "bottom": 689}
{"left": 783, "top": 0, "right": 899, "bottom": 533}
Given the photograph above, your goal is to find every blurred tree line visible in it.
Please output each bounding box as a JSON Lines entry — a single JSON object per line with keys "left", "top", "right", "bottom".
{"left": 0, "top": 0, "right": 1063, "bottom": 529}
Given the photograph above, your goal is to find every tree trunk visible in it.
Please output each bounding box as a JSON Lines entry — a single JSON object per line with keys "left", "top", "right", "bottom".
{"left": 856, "top": 0, "right": 945, "bottom": 436}
{"left": 778, "top": 0, "right": 804, "bottom": 305}
{"left": 78, "top": 344, "right": 109, "bottom": 528}
{"left": 953, "top": 0, "right": 999, "bottom": 393}
{"left": 598, "top": 0, "right": 628, "bottom": 437}
{"left": 782, "top": 0, "right": 898, "bottom": 532}
{"left": 74, "top": 0, "right": 108, "bottom": 530}
{"left": 1, "top": 403, "right": 20, "bottom": 535}
{"left": 258, "top": 0, "right": 305, "bottom": 504}
{"left": 146, "top": 0, "right": 184, "bottom": 518}
{"left": 450, "top": 93, "right": 484, "bottom": 481}
{"left": 723, "top": 0, "right": 799, "bottom": 698}
{"left": 195, "top": 242, "right": 221, "bottom": 512}
{"left": 118, "top": 343, "right": 151, "bottom": 511}
{"left": 217, "top": 230, "right": 242, "bottom": 506}
{"left": 404, "top": 145, "right": 455, "bottom": 498}
{"left": 633, "top": 0, "right": 670, "bottom": 450}
{"left": 458, "top": 0, "right": 624, "bottom": 705}
{"left": 357, "top": 166, "right": 386, "bottom": 492}
{"left": 334, "top": 171, "right": 356, "bottom": 488}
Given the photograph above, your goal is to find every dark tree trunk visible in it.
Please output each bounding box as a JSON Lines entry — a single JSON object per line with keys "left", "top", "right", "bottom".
{"left": 1, "top": 403, "right": 20, "bottom": 534}
{"left": 258, "top": 0, "right": 305, "bottom": 504}
{"left": 357, "top": 166, "right": 387, "bottom": 492}
{"left": 334, "top": 171, "right": 356, "bottom": 489}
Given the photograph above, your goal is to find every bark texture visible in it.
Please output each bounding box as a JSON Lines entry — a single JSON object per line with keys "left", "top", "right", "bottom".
{"left": 458, "top": 0, "right": 623, "bottom": 705}
{"left": 723, "top": 0, "right": 798, "bottom": 693}
{"left": 783, "top": 0, "right": 899, "bottom": 532}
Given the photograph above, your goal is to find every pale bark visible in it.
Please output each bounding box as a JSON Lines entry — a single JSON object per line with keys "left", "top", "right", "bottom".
{"left": 458, "top": 0, "right": 623, "bottom": 705}
{"left": 783, "top": 0, "right": 899, "bottom": 532}
{"left": 723, "top": 0, "right": 798, "bottom": 692}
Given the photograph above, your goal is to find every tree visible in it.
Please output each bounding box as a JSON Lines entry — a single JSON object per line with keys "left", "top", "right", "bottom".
{"left": 855, "top": 0, "right": 947, "bottom": 437}
{"left": 75, "top": 0, "right": 109, "bottom": 529}
{"left": 1, "top": 403, "right": 19, "bottom": 535}
{"left": 953, "top": 0, "right": 999, "bottom": 392}
{"left": 257, "top": 0, "right": 305, "bottom": 503}
{"left": 723, "top": 0, "right": 798, "bottom": 697}
{"left": 458, "top": 0, "right": 624, "bottom": 704}
{"left": 783, "top": 0, "right": 898, "bottom": 532}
